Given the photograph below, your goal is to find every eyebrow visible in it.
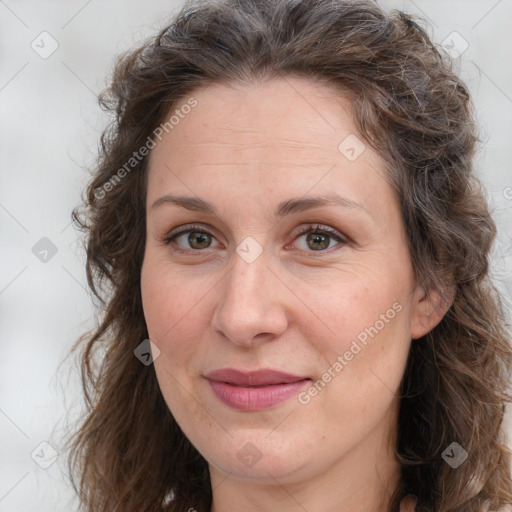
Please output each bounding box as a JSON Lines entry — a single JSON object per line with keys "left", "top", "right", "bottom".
{"left": 151, "top": 193, "right": 371, "bottom": 219}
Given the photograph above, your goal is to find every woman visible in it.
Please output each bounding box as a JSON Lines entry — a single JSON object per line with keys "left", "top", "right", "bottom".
{"left": 67, "top": 0, "right": 512, "bottom": 510}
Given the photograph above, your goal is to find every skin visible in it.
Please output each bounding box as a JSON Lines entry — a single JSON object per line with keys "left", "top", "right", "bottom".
{"left": 140, "top": 77, "right": 449, "bottom": 512}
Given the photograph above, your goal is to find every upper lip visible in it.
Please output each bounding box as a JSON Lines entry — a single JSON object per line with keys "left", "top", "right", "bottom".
{"left": 204, "top": 368, "right": 309, "bottom": 387}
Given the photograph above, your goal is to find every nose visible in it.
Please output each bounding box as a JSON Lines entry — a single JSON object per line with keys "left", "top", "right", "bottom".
{"left": 211, "top": 245, "right": 289, "bottom": 347}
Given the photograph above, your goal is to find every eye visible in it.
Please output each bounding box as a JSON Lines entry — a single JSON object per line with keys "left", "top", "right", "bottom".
{"left": 290, "top": 224, "right": 347, "bottom": 253}
{"left": 162, "top": 224, "right": 221, "bottom": 253}
{"left": 161, "top": 223, "right": 347, "bottom": 255}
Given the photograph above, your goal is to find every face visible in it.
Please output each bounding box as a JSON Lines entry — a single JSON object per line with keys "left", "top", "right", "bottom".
{"left": 141, "top": 77, "right": 438, "bottom": 491}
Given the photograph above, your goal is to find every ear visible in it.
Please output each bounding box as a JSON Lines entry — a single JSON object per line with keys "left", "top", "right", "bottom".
{"left": 410, "top": 281, "right": 455, "bottom": 340}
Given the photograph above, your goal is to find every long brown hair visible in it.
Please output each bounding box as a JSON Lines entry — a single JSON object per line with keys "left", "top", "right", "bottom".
{"left": 67, "top": 0, "right": 512, "bottom": 510}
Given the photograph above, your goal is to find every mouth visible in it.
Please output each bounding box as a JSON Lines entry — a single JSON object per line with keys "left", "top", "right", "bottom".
{"left": 204, "top": 368, "right": 311, "bottom": 411}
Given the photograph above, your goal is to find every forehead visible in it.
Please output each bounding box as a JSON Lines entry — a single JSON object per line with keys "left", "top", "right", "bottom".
{"left": 161, "top": 77, "right": 353, "bottom": 148}
{"left": 146, "top": 77, "right": 395, "bottom": 221}
{"left": 148, "top": 77, "right": 385, "bottom": 171}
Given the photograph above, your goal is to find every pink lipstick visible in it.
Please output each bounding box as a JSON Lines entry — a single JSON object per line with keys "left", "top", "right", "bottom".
{"left": 204, "top": 368, "right": 310, "bottom": 411}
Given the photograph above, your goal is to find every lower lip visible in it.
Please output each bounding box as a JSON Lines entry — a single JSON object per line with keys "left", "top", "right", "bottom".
{"left": 207, "top": 379, "right": 310, "bottom": 411}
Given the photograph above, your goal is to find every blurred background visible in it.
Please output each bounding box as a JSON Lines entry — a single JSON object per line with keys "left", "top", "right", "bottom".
{"left": 1, "top": 0, "right": 511, "bottom": 510}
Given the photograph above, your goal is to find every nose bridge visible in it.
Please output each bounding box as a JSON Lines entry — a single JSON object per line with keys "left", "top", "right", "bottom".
{"left": 230, "top": 258, "right": 263, "bottom": 305}
{"left": 212, "top": 244, "right": 287, "bottom": 345}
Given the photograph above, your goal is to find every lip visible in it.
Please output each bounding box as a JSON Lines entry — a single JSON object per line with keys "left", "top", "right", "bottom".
{"left": 204, "top": 368, "right": 311, "bottom": 411}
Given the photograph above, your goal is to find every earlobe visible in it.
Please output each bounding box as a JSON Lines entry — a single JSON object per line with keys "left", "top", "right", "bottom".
{"left": 399, "top": 494, "right": 418, "bottom": 512}
{"left": 410, "top": 283, "right": 455, "bottom": 340}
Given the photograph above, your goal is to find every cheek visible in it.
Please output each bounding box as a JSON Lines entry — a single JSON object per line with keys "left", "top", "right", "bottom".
{"left": 141, "top": 260, "right": 206, "bottom": 424}
{"left": 153, "top": 357, "right": 214, "bottom": 447}
{"left": 320, "top": 287, "right": 410, "bottom": 401}
{"left": 295, "top": 261, "right": 411, "bottom": 358}
{"left": 141, "top": 256, "right": 217, "bottom": 400}
{"left": 141, "top": 256, "right": 207, "bottom": 343}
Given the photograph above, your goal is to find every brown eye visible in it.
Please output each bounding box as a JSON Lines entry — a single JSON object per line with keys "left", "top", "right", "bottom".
{"left": 186, "top": 232, "right": 213, "bottom": 249}
{"left": 304, "top": 232, "right": 331, "bottom": 251}
{"left": 292, "top": 225, "right": 346, "bottom": 253}
{"left": 164, "top": 224, "right": 220, "bottom": 252}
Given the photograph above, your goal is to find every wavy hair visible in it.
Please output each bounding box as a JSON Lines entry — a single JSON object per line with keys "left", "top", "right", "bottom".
{"left": 67, "top": 0, "right": 512, "bottom": 510}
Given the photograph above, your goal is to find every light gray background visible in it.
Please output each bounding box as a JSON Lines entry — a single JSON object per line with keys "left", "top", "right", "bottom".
{"left": 1, "top": 1, "right": 511, "bottom": 510}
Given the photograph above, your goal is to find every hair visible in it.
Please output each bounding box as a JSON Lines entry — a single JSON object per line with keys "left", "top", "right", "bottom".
{"left": 66, "top": 0, "right": 512, "bottom": 510}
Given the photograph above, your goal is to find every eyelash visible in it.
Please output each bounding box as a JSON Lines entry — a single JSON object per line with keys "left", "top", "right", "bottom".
{"left": 161, "top": 223, "right": 347, "bottom": 256}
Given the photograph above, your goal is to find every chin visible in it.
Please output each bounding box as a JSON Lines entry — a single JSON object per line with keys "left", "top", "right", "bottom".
{"left": 203, "top": 436, "right": 320, "bottom": 484}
